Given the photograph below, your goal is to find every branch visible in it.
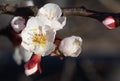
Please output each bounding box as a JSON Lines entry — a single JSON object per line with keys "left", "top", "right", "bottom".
{"left": 62, "top": 7, "right": 120, "bottom": 27}
{"left": 0, "top": 4, "right": 38, "bottom": 16}
{"left": 0, "top": 4, "right": 120, "bottom": 27}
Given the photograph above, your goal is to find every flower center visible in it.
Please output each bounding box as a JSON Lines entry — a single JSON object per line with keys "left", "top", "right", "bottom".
{"left": 32, "top": 34, "right": 48, "bottom": 47}
{"left": 75, "top": 39, "right": 80, "bottom": 46}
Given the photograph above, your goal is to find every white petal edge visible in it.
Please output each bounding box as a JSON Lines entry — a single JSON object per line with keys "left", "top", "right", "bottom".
{"left": 51, "top": 17, "right": 66, "bottom": 31}
{"left": 59, "top": 35, "right": 82, "bottom": 57}
{"left": 72, "top": 35, "right": 83, "bottom": 46}
{"left": 13, "top": 47, "right": 22, "bottom": 65}
{"left": 11, "top": 16, "right": 25, "bottom": 33}
{"left": 21, "top": 17, "right": 40, "bottom": 51}
{"left": 43, "top": 42, "right": 56, "bottom": 56}
{"left": 37, "top": 3, "right": 62, "bottom": 20}
{"left": 71, "top": 47, "right": 82, "bottom": 57}
{"left": 19, "top": 46, "right": 33, "bottom": 62}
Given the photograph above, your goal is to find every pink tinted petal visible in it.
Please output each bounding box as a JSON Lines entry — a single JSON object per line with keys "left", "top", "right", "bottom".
{"left": 24, "top": 54, "right": 41, "bottom": 69}
{"left": 25, "top": 64, "right": 38, "bottom": 76}
{"left": 30, "top": 54, "right": 41, "bottom": 62}
{"left": 102, "top": 16, "right": 116, "bottom": 29}
{"left": 24, "top": 61, "right": 36, "bottom": 69}
{"left": 24, "top": 54, "right": 42, "bottom": 75}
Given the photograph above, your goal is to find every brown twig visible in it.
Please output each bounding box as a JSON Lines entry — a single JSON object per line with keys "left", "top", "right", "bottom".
{"left": 0, "top": 4, "right": 38, "bottom": 16}
{"left": 0, "top": 4, "right": 120, "bottom": 26}
{"left": 62, "top": 6, "right": 120, "bottom": 26}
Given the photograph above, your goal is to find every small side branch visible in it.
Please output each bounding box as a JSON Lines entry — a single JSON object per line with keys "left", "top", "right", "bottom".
{"left": 62, "top": 6, "right": 94, "bottom": 16}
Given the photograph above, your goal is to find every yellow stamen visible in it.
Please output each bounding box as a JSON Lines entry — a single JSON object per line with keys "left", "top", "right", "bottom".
{"left": 33, "top": 28, "right": 37, "bottom": 32}
{"left": 32, "top": 34, "right": 48, "bottom": 48}
{"left": 75, "top": 39, "right": 80, "bottom": 46}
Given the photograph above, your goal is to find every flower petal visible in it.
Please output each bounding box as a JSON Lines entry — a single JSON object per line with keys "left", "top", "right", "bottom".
{"left": 51, "top": 17, "right": 66, "bottom": 31}
{"left": 21, "top": 39, "right": 34, "bottom": 51}
{"left": 25, "top": 64, "right": 38, "bottom": 76}
{"left": 36, "top": 14, "right": 51, "bottom": 26}
{"left": 45, "top": 27, "right": 56, "bottom": 42}
{"left": 13, "top": 46, "right": 33, "bottom": 65}
{"left": 43, "top": 42, "right": 56, "bottom": 56}
{"left": 72, "top": 47, "right": 82, "bottom": 57}
{"left": 59, "top": 35, "right": 82, "bottom": 57}
{"left": 21, "top": 17, "right": 40, "bottom": 51}
{"left": 11, "top": 16, "right": 26, "bottom": 33}
{"left": 21, "top": 16, "right": 56, "bottom": 56}
{"left": 21, "top": 17, "right": 40, "bottom": 34}
{"left": 58, "top": 17, "right": 66, "bottom": 26}
{"left": 19, "top": 46, "right": 33, "bottom": 62}
{"left": 24, "top": 54, "right": 41, "bottom": 76}
{"left": 102, "top": 16, "right": 116, "bottom": 29}
{"left": 38, "top": 3, "right": 62, "bottom": 20}
{"left": 13, "top": 47, "right": 22, "bottom": 65}
{"left": 33, "top": 45, "right": 45, "bottom": 55}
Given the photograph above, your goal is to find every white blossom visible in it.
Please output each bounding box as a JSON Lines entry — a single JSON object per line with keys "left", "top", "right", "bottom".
{"left": 59, "top": 36, "right": 82, "bottom": 57}
{"left": 13, "top": 46, "right": 32, "bottom": 65}
{"left": 37, "top": 3, "right": 66, "bottom": 31}
{"left": 21, "top": 17, "right": 56, "bottom": 56}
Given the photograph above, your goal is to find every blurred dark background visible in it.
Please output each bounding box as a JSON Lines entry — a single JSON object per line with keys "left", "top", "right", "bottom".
{"left": 1, "top": 0, "right": 120, "bottom": 81}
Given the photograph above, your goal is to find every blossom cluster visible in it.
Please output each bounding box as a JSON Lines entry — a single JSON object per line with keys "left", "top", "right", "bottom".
{"left": 11, "top": 3, "right": 83, "bottom": 76}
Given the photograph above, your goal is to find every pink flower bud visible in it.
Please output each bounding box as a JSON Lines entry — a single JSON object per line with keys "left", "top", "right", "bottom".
{"left": 102, "top": 16, "right": 116, "bottom": 29}
{"left": 24, "top": 54, "right": 42, "bottom": 76}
